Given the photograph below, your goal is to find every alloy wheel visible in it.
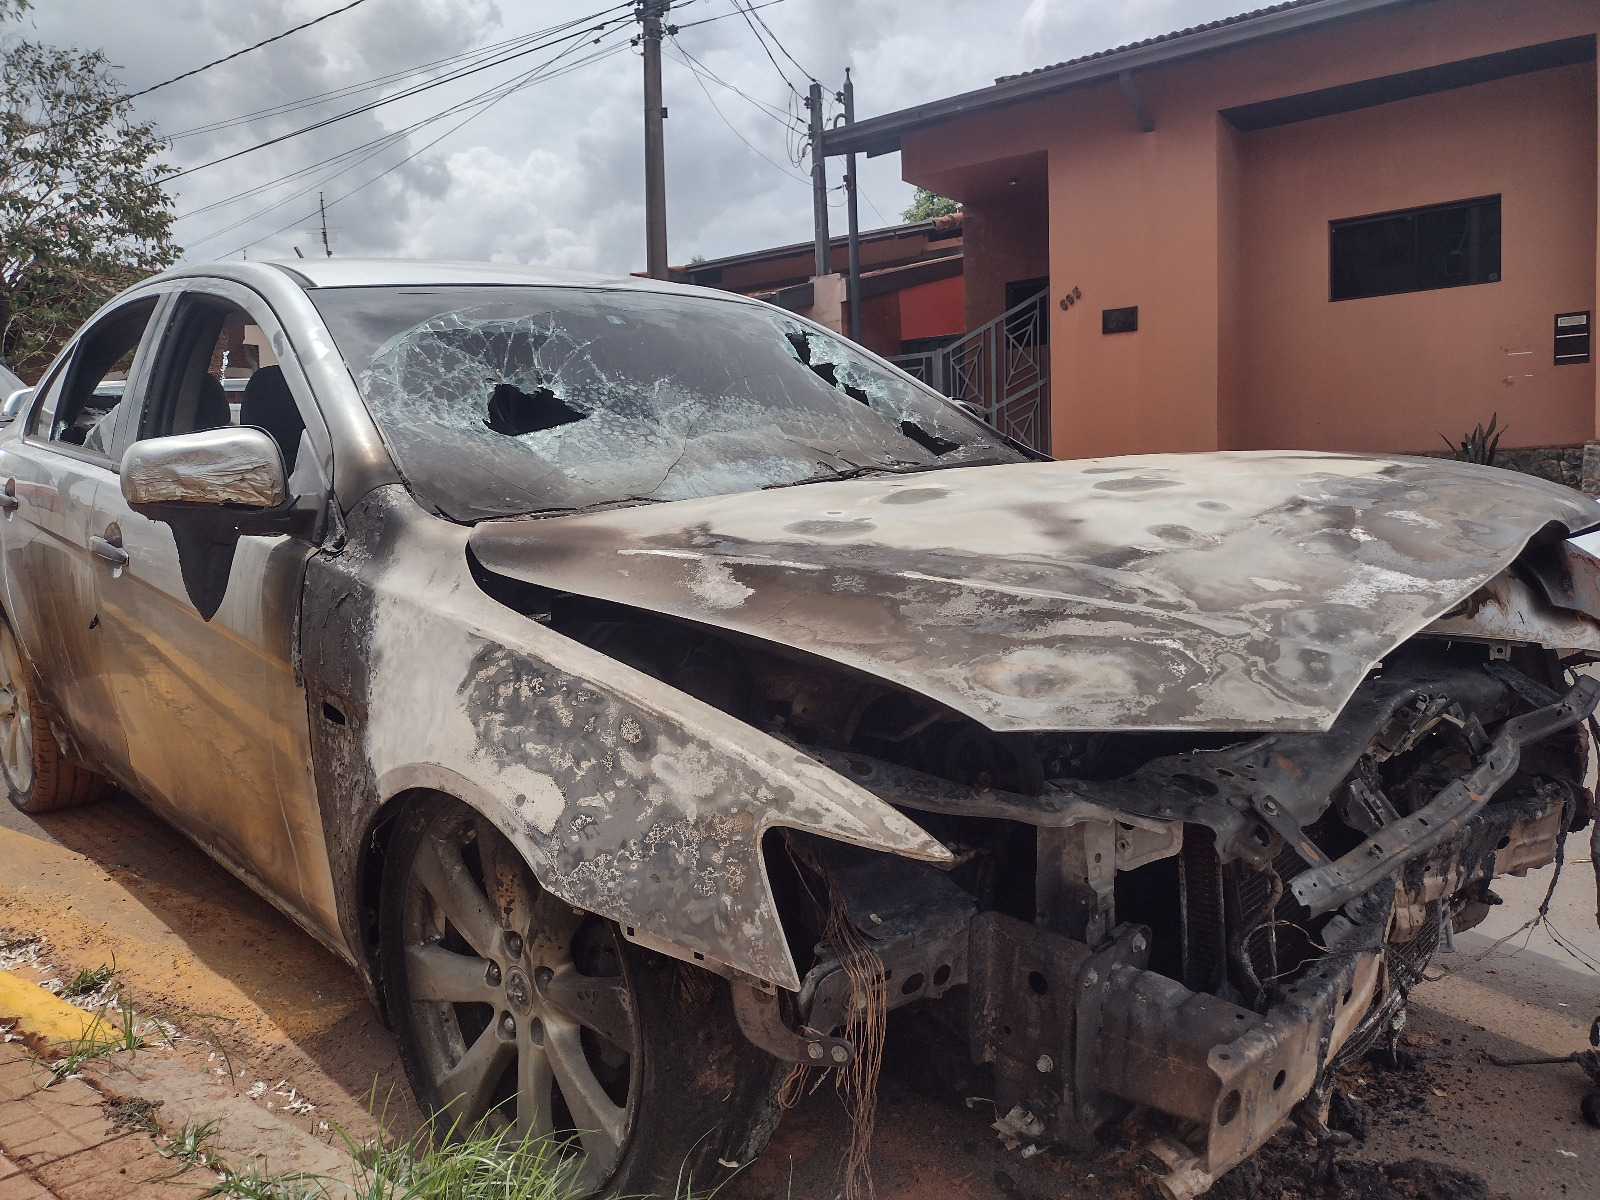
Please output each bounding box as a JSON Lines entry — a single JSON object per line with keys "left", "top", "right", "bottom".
{"left": 398, "top": 809, "right": 636, "bottom": 1190}
{"left": 0, "top": 622, "right": 35, "bottom": 796}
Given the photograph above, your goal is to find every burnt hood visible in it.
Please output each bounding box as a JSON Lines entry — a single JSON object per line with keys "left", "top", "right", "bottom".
{"left": 467, "top": 452, "right": 1599, "bottom": 733}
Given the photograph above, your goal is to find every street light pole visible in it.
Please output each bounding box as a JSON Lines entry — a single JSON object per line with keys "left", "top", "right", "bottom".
{"left": 640, "top": 0, "right": 670, "bottom": 279}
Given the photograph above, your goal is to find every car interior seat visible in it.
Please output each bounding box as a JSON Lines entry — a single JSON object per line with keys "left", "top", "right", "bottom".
{"left": 194, "top": 374, "right": 232, "bottom": 432}
{"left": 239, "top": 366, "right": 304, "bottom": 474}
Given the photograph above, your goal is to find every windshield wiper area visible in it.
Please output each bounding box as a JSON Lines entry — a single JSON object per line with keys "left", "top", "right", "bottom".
{"left": 484, "top": 382, "right": 586, "bottom": 436}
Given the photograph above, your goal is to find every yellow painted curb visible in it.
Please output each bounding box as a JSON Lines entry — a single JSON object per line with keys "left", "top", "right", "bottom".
{"left": 0, "top": 968, "right": 106, "bottom": 1051}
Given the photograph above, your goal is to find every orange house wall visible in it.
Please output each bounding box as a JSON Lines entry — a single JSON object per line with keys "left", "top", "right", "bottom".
{"left": 1229, "top": 61, "right": 1597, "bottom": 453}
{"left": 900, "top": 0, "right": 1600, "bottom": 460}
{"left": 898, "top": 274, "right": 966, "bottom": 342}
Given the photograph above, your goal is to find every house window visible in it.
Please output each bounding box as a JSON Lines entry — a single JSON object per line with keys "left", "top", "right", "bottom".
{"left": 1330, "top": 195, "right": 1500, "bottom": 301}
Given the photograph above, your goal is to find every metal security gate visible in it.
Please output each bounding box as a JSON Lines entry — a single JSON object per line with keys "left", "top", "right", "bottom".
{"left": 890, "top": 287, "right": 1050, "bottom": 455}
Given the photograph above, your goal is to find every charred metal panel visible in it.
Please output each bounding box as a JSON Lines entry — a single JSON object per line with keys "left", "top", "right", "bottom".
{"left": 470, "top": 453, "right": 1597, "bottom": 734}
{"left": 302, "top": 487, "right": 947, "bottom": 994}
{"left": 1424, "top": 569, "right": 1600, "bottom": 649}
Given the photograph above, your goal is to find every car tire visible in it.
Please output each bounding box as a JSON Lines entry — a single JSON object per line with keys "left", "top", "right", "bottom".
{"left": 0, "top": 618, "right": 110, "bottom": 814}
{"left": 380, "top": 794, "right": 786, "bottom": 1197}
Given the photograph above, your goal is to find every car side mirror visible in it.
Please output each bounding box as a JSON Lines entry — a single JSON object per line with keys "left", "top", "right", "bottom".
{"left": 120, "top": 426, "right": 288, "bottom": 509}
{"left": 2, "top": 388, "right": 32, "bottom": 422}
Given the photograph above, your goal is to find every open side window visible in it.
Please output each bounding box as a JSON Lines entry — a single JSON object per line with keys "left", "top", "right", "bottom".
{"left": 142, "top": 294, "right": 307, "bottom": 477}
{"left": 40, "top": 296, "right": 161, "bottom": 459}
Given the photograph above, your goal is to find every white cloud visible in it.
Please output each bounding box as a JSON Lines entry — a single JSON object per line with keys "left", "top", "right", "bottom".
{"left": 16, "top": 0, "right": 1250, "bottom": 272}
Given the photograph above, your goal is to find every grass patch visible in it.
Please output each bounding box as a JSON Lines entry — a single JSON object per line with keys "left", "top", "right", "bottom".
{"left": 63, "top": 961, "right": 115, "bottom": 997}
{"left": 106, "top": 1096, "right": 163, "bottom": 1134}
{"left": 50, "top": 988, "right": 159, "bottom": 1080}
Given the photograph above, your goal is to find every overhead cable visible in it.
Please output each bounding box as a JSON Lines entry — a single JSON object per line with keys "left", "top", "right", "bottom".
{"left": 129, "top": 0, "right": 375, "bottom": 98}
{"left": 165, "top": 2, "right": 637, "bottom": 141}
{"left": 192, "top": 34, "right": 627, "bottom": 250}
{"left": 734, "top": 0, "right": 814, "bottom": 84}
{"left": 664, "top": 42, "right": 809, "bottom": 186}
{"left": 202, "top": 33, "right": 634, "bottom": 256}
{"left": 167, "top": 4, "right": 636, "bottom": 180}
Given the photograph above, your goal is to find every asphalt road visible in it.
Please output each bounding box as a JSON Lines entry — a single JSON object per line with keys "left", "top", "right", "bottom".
{"left": 4, "top": 788, "right": 1599, "bottom": 1198}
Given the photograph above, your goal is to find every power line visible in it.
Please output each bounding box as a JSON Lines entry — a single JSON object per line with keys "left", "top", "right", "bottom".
{"left": 194, "top": 36, "right": 630, "bottom": 251}
{"left": 167, "top": 27, "right": 550, "bottom": 141}
{"left": 664, "top": 41, "right": 809, "bottom": 186}
{"left": 665, "top": 37, "right": 801, "bottom": 131}
{"left": 166, "top": 5, "right": 636, "bottom": 180}
{"left": 734, "top": 0, "right": 814, "bottom": 84}
{"left": 128, "top": 0, "right": 375, "bottom": 99}
{"left": 208, "top": 34, "right": 635, "bottom": 257}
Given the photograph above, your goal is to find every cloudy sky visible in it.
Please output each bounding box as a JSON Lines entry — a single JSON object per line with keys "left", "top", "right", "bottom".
{"left": 17, "top": 0, "right": 1249, "bottom": 272}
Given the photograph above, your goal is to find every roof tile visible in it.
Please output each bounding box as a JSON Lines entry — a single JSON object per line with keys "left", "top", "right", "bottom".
{"left": 994, "top": 0, "right": 1327, "bottom": 82}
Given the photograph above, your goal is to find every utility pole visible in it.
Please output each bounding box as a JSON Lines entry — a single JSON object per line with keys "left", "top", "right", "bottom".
{"left": 318, "top": 191, "right": 332, "bottom": 257}
{"left": 639, "top": 0, "right": 670, "bottom": 279}
{"left": 842, "top": 70, "right": 861, "bottom": 344}
{"left": 808, "top": 80, "right": 829, "bottom": 280}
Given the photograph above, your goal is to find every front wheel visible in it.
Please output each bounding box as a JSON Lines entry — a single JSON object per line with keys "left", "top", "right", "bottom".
{"left": 380, "top": 795, "right": 786, "bottom": 1196}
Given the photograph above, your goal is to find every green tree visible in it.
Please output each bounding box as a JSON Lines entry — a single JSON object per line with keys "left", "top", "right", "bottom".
{"left": 900, "top": 186, "right": 959, "bottom": 222}
{"left": 1, "top": 0, "right": 179, "bottom": 378}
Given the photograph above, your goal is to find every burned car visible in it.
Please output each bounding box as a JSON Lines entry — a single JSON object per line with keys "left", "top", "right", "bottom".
{"left": 3, "top": 259, "right": 1599, "bottom": 1197}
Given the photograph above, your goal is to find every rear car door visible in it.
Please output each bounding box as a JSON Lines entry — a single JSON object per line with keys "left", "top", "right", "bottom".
{"left": 89, "top": 279, "right": 344, "bottom": 942}
{"left": 0, "top": 295, "right": 164, "bottom": 779}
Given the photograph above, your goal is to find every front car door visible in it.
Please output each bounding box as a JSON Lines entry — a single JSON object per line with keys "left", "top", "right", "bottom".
{"left": 0, "top": 295, "right": 165, "bottom": 779}
{"left": 89, "top": 278, "right": 344, "bottom": 946}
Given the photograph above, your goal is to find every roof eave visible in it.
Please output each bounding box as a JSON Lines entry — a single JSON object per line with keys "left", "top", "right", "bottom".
{"left": 821, "top": 0, "right": 1424, "bottom": 158}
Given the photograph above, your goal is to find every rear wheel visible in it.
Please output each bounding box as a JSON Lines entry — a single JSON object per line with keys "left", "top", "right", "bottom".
{"left": 380, "top": 795, "right": 786, "bottom": 1196}
{"left": 0, "top": 619, "right": 109, "bottom": 814}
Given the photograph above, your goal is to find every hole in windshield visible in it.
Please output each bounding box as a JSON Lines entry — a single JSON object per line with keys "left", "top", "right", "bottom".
{"left": 485, "top": 383, "right": 586, "bottom": 436}
{"left": 899, "top": 421, "right": 959, "bottom": 456}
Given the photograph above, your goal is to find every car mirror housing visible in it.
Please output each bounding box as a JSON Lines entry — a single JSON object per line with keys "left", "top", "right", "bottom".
{"left": 2, "top": 388, "right": 32, "bottom": 422}
{"left": 121, "top": 426, "right": 288, "bottom": 510}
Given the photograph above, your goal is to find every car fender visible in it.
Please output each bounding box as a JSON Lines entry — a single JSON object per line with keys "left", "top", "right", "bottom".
{"left": 303, "top": 486, "right": 948, "bottom": 993}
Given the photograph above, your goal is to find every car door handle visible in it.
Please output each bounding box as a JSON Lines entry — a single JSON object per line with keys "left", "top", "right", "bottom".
{"left": 90, "top": 535, "right": 128, "bottom": 566}
{"left": 0, "top": 479, "right": 16, "bottom": 511}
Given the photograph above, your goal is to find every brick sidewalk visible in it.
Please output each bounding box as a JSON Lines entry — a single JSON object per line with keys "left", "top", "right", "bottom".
{"left": 0, "top": 1044, "right": 192, "bottom": 1200}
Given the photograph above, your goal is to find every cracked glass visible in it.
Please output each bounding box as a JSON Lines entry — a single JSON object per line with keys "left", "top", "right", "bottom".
{"left": 309, "top": 285, "right": 1023, "bottom": 521}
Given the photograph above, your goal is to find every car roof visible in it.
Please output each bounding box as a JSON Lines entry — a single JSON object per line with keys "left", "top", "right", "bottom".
{"left": 158, "top": 258, "right": 740, "bottom": 301}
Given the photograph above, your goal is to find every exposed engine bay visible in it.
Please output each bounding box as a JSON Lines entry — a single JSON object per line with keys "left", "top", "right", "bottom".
{"left": 472, "top": 533, "right": 1600, "bottom": 1199}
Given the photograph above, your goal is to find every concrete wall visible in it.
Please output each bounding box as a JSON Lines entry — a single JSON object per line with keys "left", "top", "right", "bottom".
{"left": 900, "top": 0, "right": 1600, "bottom": 461}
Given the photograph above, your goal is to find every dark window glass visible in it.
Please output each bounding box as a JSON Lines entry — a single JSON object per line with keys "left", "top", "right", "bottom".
{"left": 308, "top": 286, "right": 1023, "bottom": 522}
{"left": 1330, "top": 196, "right": 1500, "bottom": 301}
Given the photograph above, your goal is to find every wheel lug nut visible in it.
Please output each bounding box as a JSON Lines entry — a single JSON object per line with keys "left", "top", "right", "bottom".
{"left": 534, "top": 966, "right": 553, "bottom": 994}
{"left": 500, "top": 1014, "right": 516, "bottom": 1039}
{"left": 505, "top": 933, "right": 524, "bottom": 958}
{"left": 486, "top": 962, "right": 501, "bottom": 986}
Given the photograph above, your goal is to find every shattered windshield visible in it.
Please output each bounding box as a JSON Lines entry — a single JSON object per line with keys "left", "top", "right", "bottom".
{"left": 308, "top": 285, "right": 1022, "bottom": 521}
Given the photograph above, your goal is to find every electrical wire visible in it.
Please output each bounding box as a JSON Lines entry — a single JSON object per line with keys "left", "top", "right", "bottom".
{"left": 192, "top": 38, "right": 629, "bottom": 251}
{"left": 734, "top": 0, "right": 815, "bottom": 84}
{"left": 727, "top": 0, "right": 803, "bottom": 99}
{"left": 166, "top": 4, "right": 637, "bottom": 180}
{"left": 206, "top": 33, "right": 635, "bottom": 256}
{"left": 174, "top": 16, "right": 629, "bottom": 225}
{"left": 665, "top": 37, "right": 802, "bottom": 131}
{"left": 664, "top": 42, "right": 809, "bottom": 186}
{"left": 166, "top": 22, "right": 587, "bottom": 141}
{"left": 129, "top": 0, "right": 375, "bottom": 98}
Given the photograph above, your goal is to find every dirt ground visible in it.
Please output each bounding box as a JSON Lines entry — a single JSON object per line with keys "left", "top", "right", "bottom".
{"left": 3, "top": 789, "right": 1598, "bottom": 1199}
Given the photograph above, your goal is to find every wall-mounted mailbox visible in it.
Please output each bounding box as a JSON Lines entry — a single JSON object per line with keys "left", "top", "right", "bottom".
{"left": 1555, "top": 311, "right": 1590, "bottom": 365}
{"left": 1102, "top": 306, "right": 1138, "bottom": 334}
